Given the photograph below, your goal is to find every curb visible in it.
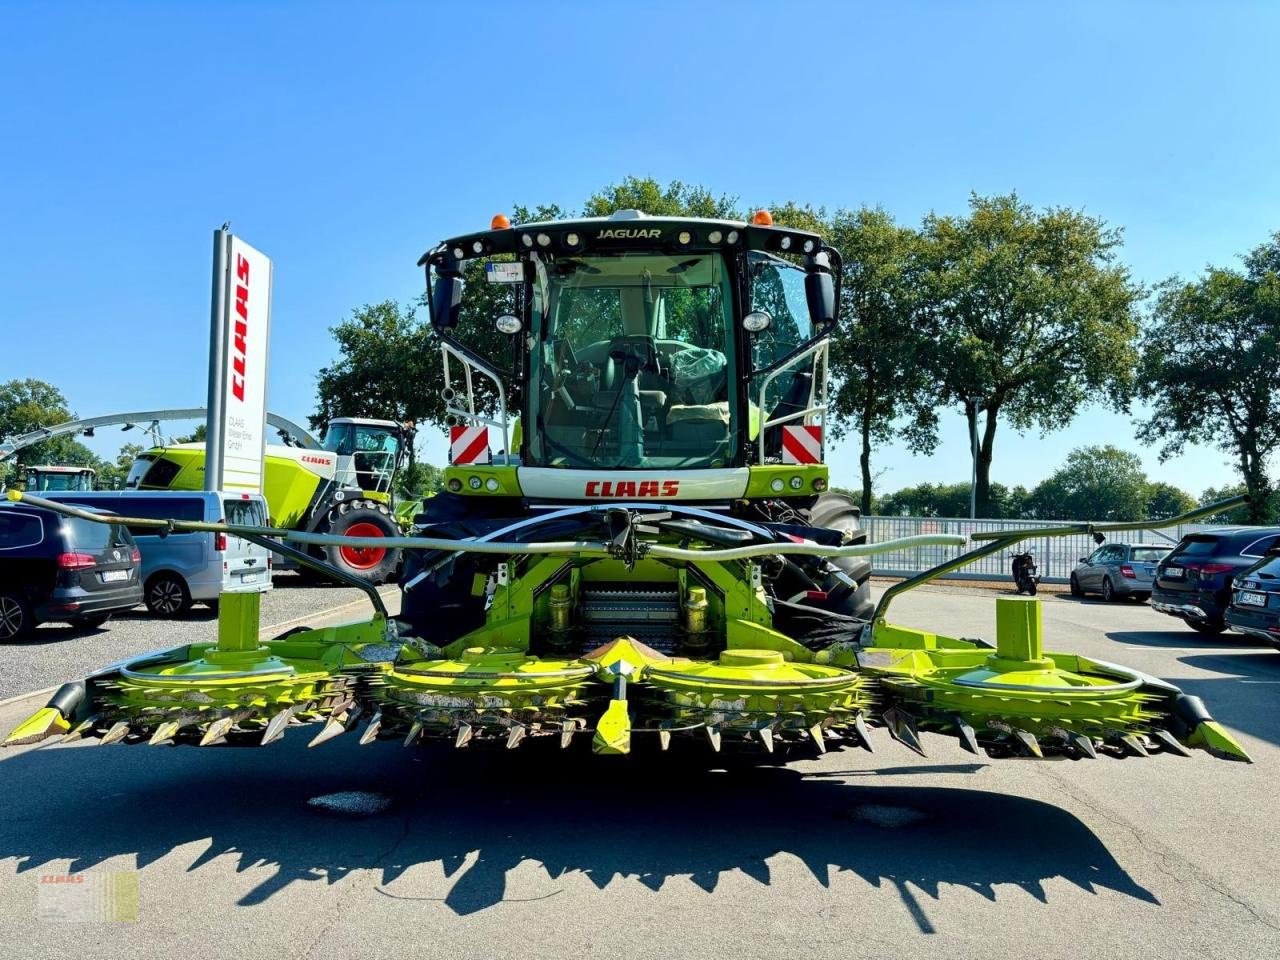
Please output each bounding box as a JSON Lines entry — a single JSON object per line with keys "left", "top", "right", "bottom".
{"left": 0, "top": 686, "right": 56, "bottom": 709}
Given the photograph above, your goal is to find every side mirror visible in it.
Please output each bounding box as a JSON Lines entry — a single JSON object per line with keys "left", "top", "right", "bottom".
{"left": 805, "top": 270, "right": 836, "bottom": 326}
{"left": 1078, "top": 558, "right": 1087, "bottom": 564}
{"left": 431, "top": 275, "right": 465, "bottom": 329}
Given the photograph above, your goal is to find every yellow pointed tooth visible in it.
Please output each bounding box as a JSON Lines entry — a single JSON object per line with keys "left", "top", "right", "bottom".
{"left": 758, "top": 726, "right": 774, "bottom": 753}
{"left": 149, "top": 721, "right": 180, "bottom": 746}
{"left": 403, "top": 720, "right": 423, "bottom": 746}
{"left": 559, "top": 720, "right": 574, "bottom": 749}
{"left": 4, "top": 707, "right": 71, "bottom": 747}
{"left": 358, "top": 712, "right": 382, "bottom": 746}
{"left": 706, "top": 725, "right": 721, "bottom": 753}
{"left": 454, "top": 722, "right": 473, "bottom": 748}
{"left": 506, "top": 723, "right": 526, "bottom": 749}
{"left": 200, "top": 716, "right": 235, "bottom": 747}
{"left": 260, "top": 708, "right": 294, "bottom": 746}
{"left": 100, "top": 720, "right": 131, "bottom": 745}
{"left": 307, "top": 717, "right": 347, "bottom": 748}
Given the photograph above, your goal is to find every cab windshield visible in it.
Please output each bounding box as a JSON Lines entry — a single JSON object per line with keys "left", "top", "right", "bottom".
{"left": 528, "top": 252, "right": 736, "bottom": 469}
{"left": 324, "top": 423, "right": 400, "bottom": 494}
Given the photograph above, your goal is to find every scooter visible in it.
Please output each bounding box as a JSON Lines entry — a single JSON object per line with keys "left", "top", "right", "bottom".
{"left": 1011, "top": 550, "right": 1039, "bottom": 596}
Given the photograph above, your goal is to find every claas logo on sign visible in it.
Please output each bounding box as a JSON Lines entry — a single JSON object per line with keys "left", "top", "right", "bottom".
{"left": 231, "top": 254, "right": 250, "bottom": 402}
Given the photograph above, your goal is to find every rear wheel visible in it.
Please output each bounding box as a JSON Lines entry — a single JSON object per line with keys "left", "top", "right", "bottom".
{"left": 146, "top": 574, "right": 192, "bottom": 616}
{"left": 1189, "top": 620, "right": 1227, "bottom": 635}
{"left": 1101, "top": 577, "right": 1115, "bottom": 602}
{"left": 320, "top": 499, "right": 400, "bottom": 584}
{"left": 0, "top": 591, "right": 32, "bottom": 642}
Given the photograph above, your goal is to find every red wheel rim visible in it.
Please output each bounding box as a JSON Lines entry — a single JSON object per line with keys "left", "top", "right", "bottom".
{"left": 339, "top": 521, "right": 387, "bottom": 570}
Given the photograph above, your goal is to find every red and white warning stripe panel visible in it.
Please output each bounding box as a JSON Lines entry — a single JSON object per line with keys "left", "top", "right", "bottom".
{"left": 450, "top": 425, "right": 490, "bottom": 465}
{"left": 781, "top": 425, "right": 823, "bottom": 465}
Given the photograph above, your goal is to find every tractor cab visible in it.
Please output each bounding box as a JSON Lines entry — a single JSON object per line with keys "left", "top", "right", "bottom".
{"left": 322, "top": 417, "right": 406, "bottom": 499}
{"left": 422, "top": 210, "right": 839, "bottom": 503}
{"left": 24, "top": 465, "right": 97, "bottom": 492}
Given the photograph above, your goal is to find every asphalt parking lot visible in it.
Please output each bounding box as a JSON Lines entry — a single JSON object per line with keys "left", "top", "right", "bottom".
{"left": 0, "top": 583, "right": 1277, "bottom": 960}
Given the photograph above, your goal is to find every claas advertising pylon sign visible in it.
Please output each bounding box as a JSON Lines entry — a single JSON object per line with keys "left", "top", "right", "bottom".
{"left": 205, "top": 228, "right": 272, "bottom": 493}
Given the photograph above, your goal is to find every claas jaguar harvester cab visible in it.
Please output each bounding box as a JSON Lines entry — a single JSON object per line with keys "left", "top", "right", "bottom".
{"left": 3, "top": 210, "right": 1253, "bottom": 769}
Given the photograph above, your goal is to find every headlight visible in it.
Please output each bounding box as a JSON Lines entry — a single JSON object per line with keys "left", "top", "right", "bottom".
{"left": 789, "top": 476, "right": 803, "bottom": 490}
{"left": 469, "top": 476, "right": 482, "bottom": 490}
{"left": 447, "top": 478, "right": 462, "bottom": 493}
{"left": 770, "top": 478, "right": 785, "bottom": 493}
{"left": 485, "top": 477, "right": 500, "bottom": 492}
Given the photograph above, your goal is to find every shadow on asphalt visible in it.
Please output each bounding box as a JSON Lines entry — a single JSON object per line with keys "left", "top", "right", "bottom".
{"left": 0, "top": 742, "right": 1157, "bottom": 930}
{"left": 1105, "top": 629, "right": 1270, "bottom": 650}
{"left": 1174, "top": 651, "right": 1280, "bottom": 750}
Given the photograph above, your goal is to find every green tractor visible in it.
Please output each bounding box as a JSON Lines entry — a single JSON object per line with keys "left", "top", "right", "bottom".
{"left": 126, "top": 416, "right": 414, "bottom": 583}
{"left": 24, "top": 465, "right": 97, "bottom": 492}
{"left": 3, "top": 210, "right": 1253, "bottom": 768}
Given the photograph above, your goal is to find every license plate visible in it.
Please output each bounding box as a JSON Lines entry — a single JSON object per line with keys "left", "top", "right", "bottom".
{"left": 1239, "top": 591, "right": 1268, "bottom": 607}
{"left": 101, "top": 569, "right": 129, "bottom": 583}
{"left": 238, "top": 571, "right": 265, "bottom": 584}
{"left": 1164, "top": 566, "right": 1185, "bottom": 579}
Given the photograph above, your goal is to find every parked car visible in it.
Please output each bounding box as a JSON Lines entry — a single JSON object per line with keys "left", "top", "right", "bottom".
{"left": 47, "top": 491, "right": 272, "bottom": 616}
{"left": 1070, "top": 542, "right": 1170, "bottom": 602}
{"left": 0, "top": 501, "right": 143, "bottom": 640}
{"left": 1224, "top": 549, "right": 1280, "bottom": 648}
{"left": 1151, "top": 527, "right": 1280, "bottom": 634}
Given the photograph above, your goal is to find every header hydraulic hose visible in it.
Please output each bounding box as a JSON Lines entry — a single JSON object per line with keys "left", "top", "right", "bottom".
{"left": 7, "top": 490, "right": 963, "bottom": 562}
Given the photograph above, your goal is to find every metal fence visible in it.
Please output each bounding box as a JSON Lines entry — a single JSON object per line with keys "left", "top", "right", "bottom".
{"left": 863, "top": 515, "right": 1219, "bottom": 583}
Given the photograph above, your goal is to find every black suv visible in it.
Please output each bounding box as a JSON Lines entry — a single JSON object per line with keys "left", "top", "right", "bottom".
{"left": 0, "top": 502, "right": 143, "bottom": 640}
{"left": 1151, "top": 527, "right": 1280, "bottom": 634}
{"left": 1225, "top": 550, "right": 1280, "bottom": 648}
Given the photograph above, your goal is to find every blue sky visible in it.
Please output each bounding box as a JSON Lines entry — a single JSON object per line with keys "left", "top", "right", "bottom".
{"left": 2, "top": 0, "right": 1276, "bottom": 497}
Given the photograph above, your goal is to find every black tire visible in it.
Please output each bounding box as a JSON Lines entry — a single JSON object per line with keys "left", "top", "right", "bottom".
{"left": 319, "top": 499, "right": 401, "bottom": 585}
{"left": 146, "top": 573, "right": 192, "bottom": 616}
{"left": 1101, "top": 577, "right": 1115, "bottom": 602}
{"left": 0, "top": 591, "right": 33, "bottom": 642}
{"left": 1189, "top": 620, "right": 1227, "bottom": 636}
{"left": 1069, "top": 574, "right": 1083, "bottom": 597}
{"left": 72, "top": 613, "right": 112, "bottom": 629}
{"left": 1026, "top": 580, "right": 1038, "bottom": 597}
{"left": 1134, "top": 593, "right": 1150, "bottom": 603}
{"left": 805, "top": 493, "right": 874, "bottom": 620}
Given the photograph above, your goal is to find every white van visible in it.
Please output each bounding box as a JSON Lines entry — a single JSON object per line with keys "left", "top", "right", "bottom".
{"left": 47, "top": 491, "right": 272, "bottom": 616}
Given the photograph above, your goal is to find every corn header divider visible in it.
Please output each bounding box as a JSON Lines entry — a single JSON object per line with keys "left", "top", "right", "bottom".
{"left": 2, "top": 488, "right": 1252, "bottom": 765}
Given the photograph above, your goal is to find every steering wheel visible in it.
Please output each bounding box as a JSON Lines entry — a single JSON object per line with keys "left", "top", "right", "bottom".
{"left": 606, "top": 335, "right": 664, "bottom": 381}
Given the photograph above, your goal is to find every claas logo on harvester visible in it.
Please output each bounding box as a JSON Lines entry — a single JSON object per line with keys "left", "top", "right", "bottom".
{"left": 584, "top": 480, "right": 679, "bottom": 498}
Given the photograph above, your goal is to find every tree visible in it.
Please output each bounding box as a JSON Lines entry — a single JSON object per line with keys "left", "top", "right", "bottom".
{"left": 0, "top": 378, "right": 100, "bottom": 484}
{"left": 312, "top": 300, "right": 439, "bottom": 435}
{"left": 1138, "top": 234, "right": 1280, "bottom": 524}
{"left": 918, "top": 194, "right": 1143, "bottom": 516}
{"left": 174, "top": 424, "right": 207, "bottom": 444}
{"left": 1197, "top": 484, "right": 1260, "bottom": 523}
{"left": 1026, "top": 445, "right": 1149, "bottom": 521}
{"left": 582, "top": 177, "right": 739, "bottom": 220}
{"left": 1144, "top": 481, "right": 1195, "bottom": 520}
{"left": 826, "top": 208, "right": 936, "bottom": 514}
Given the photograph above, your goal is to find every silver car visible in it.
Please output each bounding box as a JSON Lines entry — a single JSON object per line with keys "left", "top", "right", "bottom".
{"left": 1070, "top": 543, "right": 1170, "bottom": 602}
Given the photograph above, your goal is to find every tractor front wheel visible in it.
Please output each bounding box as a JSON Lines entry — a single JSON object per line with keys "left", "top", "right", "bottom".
{"left": 320, "top": 500, "right": 400, "bottom": 584}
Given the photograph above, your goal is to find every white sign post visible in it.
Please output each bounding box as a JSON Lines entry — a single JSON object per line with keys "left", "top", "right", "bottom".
{"left": 205, "top": 229, "right": 273, "bottom": 493}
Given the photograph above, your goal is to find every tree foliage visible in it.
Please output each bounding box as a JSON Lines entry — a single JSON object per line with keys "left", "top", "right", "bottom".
{"left": 826, "top": 208, "right": 936, "bottom": 513}
{"left": 1025, "top": 445, "right": 1149, "bottom": 521}
{"left": 0, "top": 378, "right": 100, "bottom": 484}
{"left": 918, "top": 194, "right": 1143, "bottom": 516}
{"left": 1137, "top": 234, "right": 1280, "bottom": 523}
